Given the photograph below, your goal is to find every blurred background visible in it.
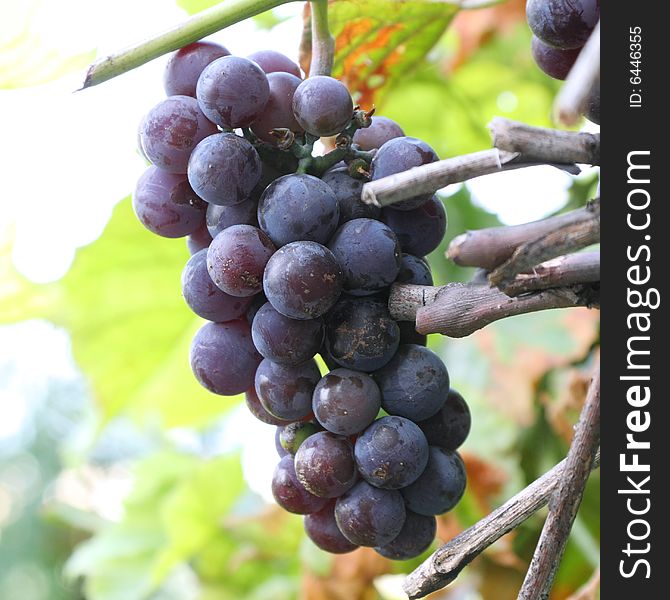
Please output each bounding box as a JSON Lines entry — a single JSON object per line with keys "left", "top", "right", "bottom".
{"left": 0, "top": 0, "right": 599, "bottom": 599}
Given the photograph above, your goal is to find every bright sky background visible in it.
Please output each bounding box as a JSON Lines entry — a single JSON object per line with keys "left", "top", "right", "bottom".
{"left": 0, "top": 0, "right": 597, "bottom": 506}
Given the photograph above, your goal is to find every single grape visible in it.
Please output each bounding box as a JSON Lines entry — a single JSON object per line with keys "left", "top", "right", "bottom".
{"left": 312, "top": 369, "right": 381, "bottom": 436}
{"left": 416, "top": 389, "right": 471, "bottom": 451}
{"left": 250, "top": 72, "right": 304, "bottom": 144}
{"left": 139, "top": 96, "right": 217, "bottom": 173}
{"left": 251, "top": 302, "right": 324, "bottom": 366}
{"left": 325, "top": 297, "right": 400, "bottom": 372}
{"left": 196, "top": 56, "right": 270, "bottom": 128}
{"left": 182, "top": 249, "right": 253, "bottom": 321}
{"left": 294, "top": 431, "right": 357, "bottom": 498}
{"left": 133, "top": 166, "right": 206, "bottom": 238}
{"left": 280, "top": 421, "right": 323, "bottom": 455}
{"left": 335, "top": 481, "right": 406, "bottom": 547}
{"left": 352, "top": 116, "right": 405, "bottom": 151}
{"left": 272, "top": 455, "right": 328, "bottom": 514}
{"left": 247, "top": 49, "right": 301, "bottom": 78}
{"left": 374, "top": 344, "right": 449, "bottom": 421}
{"left": 206, "top": 198, "right": 258, "bottom": 238}
{"left": 354, "top": 416, "right": 429, "bottom": 489}
{"left": 255, "top": 357, "right": 321, "bottom": 421}
{"left": 526, "top": 0, "right": 600, "bottom": 50}
{"left": 375, "top": 510, "right": 436, "bottom": 561}
{"left": 397, "top": 321, "right": 427, "bottom": 347}
{"left": 275, "top": 426, "right": 289, "bottom": 458}
{"left": 371, "top": 137, "right": 439, "bottom": 210}
{"left": 401, "top": 447, "right": 467, "bottom": 516}
{"left": 396, "top": 254, "right": 433, "bottom": 286}
{"left": 531, "top": 36, "right": 581, "bottom": 80}
{"left": 245, "top": 387, "right": 290, "bottom": 426}
{"left": 263, "top": 241, "right": 343, "bottom": 320}
{"left": 207, "top": 224, "right": 275, "bottom": 297}
{"left": 328, "top": 218, "right": 401, "bottom": 296}
{"left": 304, "top": 500, "right": 358, "bottom": 554}
{"left": 381, "top": 196, "right": 447, "bottom": 257}
{"left": 585, "top": 83, "right": 600, "bottom": 124}
{"left": 164, "top": 41, "right": 231, "bottom": 97}
{"left": 321, "top": 168, "right": 380, "bottom": 225}
{"left": 258, "top": 174, "right": 340, "bottom": 247}
{"left": 190, "top": 320, "right": 261, "bottom": 395}
{"left": 187, "top": 222, "right": 213, "bottom": 254}
{"left": 292, "top": 76, "right": 353, "bottom": 137}
{"left": 187, "top": 133, "right": 262, "bottom": 206}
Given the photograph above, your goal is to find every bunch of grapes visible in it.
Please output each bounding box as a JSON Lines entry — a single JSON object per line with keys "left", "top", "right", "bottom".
{"left": 526, "top": 0, "right": 600, "bottom": 123}
{"left": 133, "top": 40, "right": 471, "bottom": 560}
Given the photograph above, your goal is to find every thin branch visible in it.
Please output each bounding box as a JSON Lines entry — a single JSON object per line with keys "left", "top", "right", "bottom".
{"left": 81, "top": 0, "right": 295, "bottom": 89}
{"left": 310, "top": 0, "right": 335, "bottom": 77}
{"left": 489, "top": 198, "right": 600, "bottom": 289}
{"left": 503, "top": 251, "right": 600, "bottom": 297}
{"left": 388, "top": 282, "right": 599, "bottom": 337}
{"left": 360, "top": 149, "right": 579, "bottom": 209}
{"left": 403, "top": 450, "right": 601, "bottom": 599}
{"left": 447, "top": 198, "right": 600, "bottom": 271}
{"left": 518, "top": 368, "right": 600, "bottom": 599}
{"left": 490, "top": 117, "right": 600, "bottom": 165}
{"left": 555, "top": 22, "right": 601, "bottom": 126}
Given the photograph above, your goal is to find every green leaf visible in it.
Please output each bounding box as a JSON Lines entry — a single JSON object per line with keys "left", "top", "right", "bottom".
{"left": 1, "top": 198, "right": 241, "bottom": 428}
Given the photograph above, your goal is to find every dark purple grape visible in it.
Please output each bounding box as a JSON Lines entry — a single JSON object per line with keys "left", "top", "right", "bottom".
{"left": 263, "top": 241, "right": 343, "bottom": 320}
{"left": 275, "top": 427, "right": 289, "bottom": 457}
{"left": 190, "top": 320, "right": 261, "bottom": 395}
{"left": 139, "top": 96, "right": 217, "bottom": 173}
{"left": 251, "top": 72, "right": 304, "bottom": 144}
{"left": 325, "top": 298, "right": 399, "bottom": 372}
{"left": 258, "top": 174, "right": 339, "bottom": 247}
{"left": 196, "top": 56, "right": 270, "bottom": 128}
{"left": 531, "top": 36, "right": 581, "bottom": 80}
{"left": 328, "top": 219, "right": 401, "bottom": 296}
{"left": 207, "top": 224, "right": 275, "bottom": 297}
{"left": 416, "top": 389, "right": 471, "bottom": 451}
{"left": 133, "top": 166, "right": 206, "bottom": 238}
{"left": 245, "top": 387, "right": 290, "bottom": 426}
{"left": 321, "top": 169, "right": 380, "bottom": 225}
{"left": 187, "top": 133, "right": 262, "bottom": 206}
{"left": 375, "top": 511, "right": 436, "bottom": 561}
{"left": 527, "top": 0, "right": 600, "bottom": 50}
{"left": 353, "top": 116, "right": 405, "bottom": 151}
{"left": 335, "top": 481, "right": 406, "bottom": 547}
{"left": 304, "top": 500, "right": 358, "bottom": 553}
{"left": 164, "top": 41, "right": 231, "bottom": 97}
{"left": 251, "top": 302, "right": 324, "bottom": 365}
{"left": 206, "top": 198, "right": 258, "bottom": 238}
{"left": 319, "top": 343, "right": 340, "bottom": 371}
{"left": 585, "top": 83, "right": 600, "bottom": 124}
{"left": 396, "top": 254, "right": 433, "bottom": 286}
{"left": 279, "top": 421, "right": 323, "bottom": 455}
{"left": 292, "top": 76, "right": 353, "bottom": 137}
{"left": 182, "top": 249, "right": 253, "bottom": 321}
{"left": 187, "top": 222, "right": 213, "bottom": 254}
{"left": 294, "top": 431, "right": 357, "bottom": 498}
{"left": 371, "top": 137, "right": 439, "bottom": 210}
{"left": 397, "top": 321, "right": 427, "bottom": 347}
{"left": 312, "top": 369, "right": 381, "bottom": 436}
{"left": 247, "top": 49, "right": 301, "bottom": 78}
{"left": 245, "top": 292, "right": 267, "bottom": 323}
{"left": 272, "top": 455, "right": 328, "bottom": 515}
{"left": 374, "top": 345, "right": 449, "bottom": 422}
{"left": 354, "top": 416, "right": 429, "bottom": 489}
{"left": 255, "top": 358, "right": 321, "bottom": 421}
{"left": 381, "top": 196, "right": 447, "bottom": 257}
{"left": 401, "top": 447, "right": 467, "bottom": 516}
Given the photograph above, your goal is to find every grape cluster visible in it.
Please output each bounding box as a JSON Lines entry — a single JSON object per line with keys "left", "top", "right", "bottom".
{"left": 526, "top": 0, "right": 600, "bottom": 123}
{"left": 133, "top": 41, "right": 471, "bottom": 560}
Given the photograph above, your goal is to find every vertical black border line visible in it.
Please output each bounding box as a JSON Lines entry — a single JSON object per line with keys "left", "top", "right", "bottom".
{"left": 601, "top": 3, "right": 665, "bottom": 595}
